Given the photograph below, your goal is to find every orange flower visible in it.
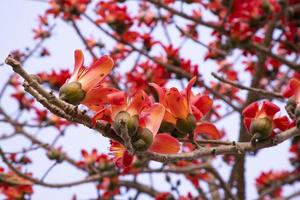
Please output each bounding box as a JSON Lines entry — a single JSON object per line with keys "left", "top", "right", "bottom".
{"left": 59, "top": 49, "right": 118, "bottom": 106}
{"left": 150, "top": 77, "right": 220, "bottom": 140}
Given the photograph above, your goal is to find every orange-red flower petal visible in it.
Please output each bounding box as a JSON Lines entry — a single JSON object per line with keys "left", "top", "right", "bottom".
{"left": 149, "top": 133, "right": 180, "bottom": 154}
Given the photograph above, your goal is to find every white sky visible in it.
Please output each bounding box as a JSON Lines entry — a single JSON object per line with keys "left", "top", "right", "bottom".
{"left": 0, "top": 0, "right": 298, "bottom": 199}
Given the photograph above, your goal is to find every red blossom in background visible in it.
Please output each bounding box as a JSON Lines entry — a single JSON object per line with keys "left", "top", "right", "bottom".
{"left": 2, "top": 0, "right": 300, "bottom": 199}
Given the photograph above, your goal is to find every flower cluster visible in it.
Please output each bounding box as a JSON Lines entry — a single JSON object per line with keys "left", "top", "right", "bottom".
{"left": 58, "top": 50, "right": 220, "bottom": 168}
{"left": 0, "top": 167, "right": 33, "bottom": 200}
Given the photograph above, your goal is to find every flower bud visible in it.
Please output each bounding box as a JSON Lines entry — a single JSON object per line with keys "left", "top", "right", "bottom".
{"left": 59, "top": 82, "right": 85, "bottom": 105}
{"left": 127, "top": 115, "right": 138, "bottom": 136}
{"left": 132, "top": 128, "right": 153, "bottom": 152}
{"left": 113, "top": 112, "right": 138, "bottom": 136}
{"left": 159, "top": 120, "right": 174, "bottom": 133}
{"left": 171, "top": 129, "right": 188, "bottom": 138}
{"left": 47, "top": 149, "right": 64, "bottom": 163}
{"left": 295, "top": 106, "right": 300, "bottom": 118}
{"left": 287, "top": 97, "right": 296, "bottom": 107}
{"left": 176, "top": 113, "right": 196, "bottom": 134}
{"left": 249, "top": 117, "right": 273, "bottom": 140}
{"left": 113, "top": 111, "right": 130, "bottom": 133}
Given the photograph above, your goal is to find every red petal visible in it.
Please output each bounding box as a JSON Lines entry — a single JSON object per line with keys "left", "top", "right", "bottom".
{"left": 74, "top": 49, "right": 84, "bottom": 72}
{"left": 186, "top": 77, "right": 197, "bottom": 112}
{"left": 191, "top": 105, "right": 204, "bottom": 121}
{"left": 273, "top": 116, "right": 290, "bottom": 131}
{"left": 149, "top": 82, "right": 165, "bottom": 103}
{"left": 149, "top": 133, "right": 180, "bottom": 154}
{"left": 122, "top": 151, "right": 134, "bottom": 167}
{"left": 192, "top": 95, "right": 213, "bottom": 116}
{"left": 243, "top": 117, "right": 252, "bottom": 131}
{"left": 139, "top": 103, "right": 165, "bottom": 136}
{"left": 242, "top": 102, "right": 259, "bottom": 118}
{"left": 261, "top": 101, "right": 280, "bottom": 117}
{"left": 194, "top": 122, "right": 221, "bottom": 140}
{"left": 165, "top": 88, "right": 188, "bottom": 119}
{"left": 289, "top": 78, "right": 300, "bottom": 91}
{"left": 282, "top": 86, "right": 294, "bottom": 98}
{"left": 127, "top": 90, "right": 150, "bottom": 116}
{"left": 80, "top": 55, "right": 114, "bottom": 91}
{"left": 82, "top": 87, "right": 120, "bottom": 105}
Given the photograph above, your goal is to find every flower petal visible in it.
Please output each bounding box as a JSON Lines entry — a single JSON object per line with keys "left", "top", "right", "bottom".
{"left": 261, "top": 101, "right": 280, "bottom": 117}
{"left": 289, "top": 78, "right": 300, "bottom": 91}
{"left": 139, "top": 103, "right": 165, "bottom": 136}
{"left": 79, "top": 55, "right": 114, "bottom": 91}
{"left": 74, "top": 49, "right": 84, "bottom": 74}
{"left": 273, "top": 116, "right": 290, "bottom": 131}
{"left": 186, "top": 77, "right": 197, "bottom": 112}
{"left": 165, "top": 88, "right": 188, "bottom": 119}
{"left": 242, "top": 102, "right": 259, "bottom": 118}
{"left": 149, "top": 133, "right": 180, "bottom": 154}
{"left": 243, "top": 117, "right": 252, "bottom": 131}
{"left": 82, "top": 87, "right": 121, "bottom": 106}
{"left": 192, "top": 95, "right": 213, "bottom": 116}
{"left": 127, "top": 90, "right": 150, "bottom": 116}
{"left": 149, "top": 82, "right": 165, "bottom": 103}
{"left": 69, "top": 49, "right": 85, "bottom": 82}
{"left": 194, "top": 122, "right": 221, "bottom": 140}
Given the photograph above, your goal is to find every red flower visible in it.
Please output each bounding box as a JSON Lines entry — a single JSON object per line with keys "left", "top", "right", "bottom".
{"left": 0, "top": 167, "right": 33, "bottom": 199}
{"left": 150, "top": 77, "right": 221, "bottom": 140}
{"left": 46, "top": 0, "right": 91, "bottom": 20}
{"left": 256, "top": 170, "right": 289, "bottom": 198}
{"left": 59, "top": 49, "right": 118, "bottom": 106}
{"left": 242, "top": 101, "right": 289, "bottom": 139}
{"left": 283, "top": 78, "right": 300, "bottom": 104}
{"left": 33, "top": 26, "right": 50, "bottom": 40}
{"left": 38, "top": 69, "right": 71, "bottom": 90}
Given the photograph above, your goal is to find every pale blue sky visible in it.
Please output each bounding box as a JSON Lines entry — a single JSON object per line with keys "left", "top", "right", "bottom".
{"left": 0, "top": 1, "right": 297, "bottom": 199}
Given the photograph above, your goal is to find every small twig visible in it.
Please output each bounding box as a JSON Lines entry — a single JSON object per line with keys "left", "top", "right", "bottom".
{"left": 211, "top": 72, "right": 284, "bottom": 99}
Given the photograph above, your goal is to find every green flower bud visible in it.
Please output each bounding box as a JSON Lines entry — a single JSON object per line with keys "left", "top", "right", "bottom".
{"left": 295, "top": 106, "right": 300, "bottom": 118}
{"left": 171, "top": 129, "right": 188, "bottom": 138}
{"left": 132, "top": 128, "right": 153, "bottom": 152}
{"left": 113, "top": 111, "right": 130, "bottom": 134}
{"left": 47, "top": 149, "right": 64, "bottom": 163}
{"left": 59, "top": 82, "right": 85, "bottom": 105}
{"left": 159, "top": 120, "right": 174, "bottom": 133}
{"left": 113, "top": 112, "right": 138, "bottom": 136}
{"left": 250, "top": 117, "right": 273, "bottom": 140}
{"left": 176, "top": 113, "right": 196, "bottom": 134}
{"left": 127, "top": 115, "right": 138, "bottom": 137}
{"left": 287, "top": 97, "right": 296, "bottom": 107}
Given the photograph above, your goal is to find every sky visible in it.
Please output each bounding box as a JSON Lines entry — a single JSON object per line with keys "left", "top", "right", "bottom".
{"left": 0, "top": 0, "right": 298, "bottom": 199}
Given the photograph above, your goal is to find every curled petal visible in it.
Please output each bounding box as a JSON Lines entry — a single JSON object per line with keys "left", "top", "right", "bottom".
{"left": 242, "top": 102, "right": 259, "bottom": 118}
{"left": 191, "top": 106, "right": 204, "bottom": 121}
{"left": 243, "top": 117, "right": 252, "bottom": 131}
{"left": 165, "top": 88, "right": 188, "bottom": 119}
{"left": 194, "top": 122, "right": 221, "bottom": 140}
{"left": 289, "top": 78, "right": 300, "bottom": 91}
{"left": 164, "top": 110, "right": 177, "bottom": 125}
{"left": 82, "top": 87, "right": 120, "bottom": 106}
{"left": 139, "top": 103, "right": 165, "bottom": 136}
{"left": 149, "top": 133, "right": 180, "bottom": 154}
{"left": 261, "top": 101, "right": 280, "bottom": 117}
{"left": 74, "top": 49, "right": 84, "bottom": 73}
{"left": 149, "top": 82, "right": 165, "bottom": 103}
{"left": 127, "top": 90, "right": 151, "bottom": 116}
{"left": 92, "top": 105, "right": 112, "bottom": 125}
{"left": 273, "top": 116, "right": 290, "bottom": 131}
{"left": 69, "top": 49, "right": 85, "bottom": 82}
{"left": 186, "top": 77, "right": 197, "bottom": 112}
{"left": 107, "top": 91, "right": 127, "bottom": 105}
{"left": 80, "top": 55, "right": 114, "bottom": 91}
{"left": 192, "top": 95, "right": 213, "bottom": 116}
